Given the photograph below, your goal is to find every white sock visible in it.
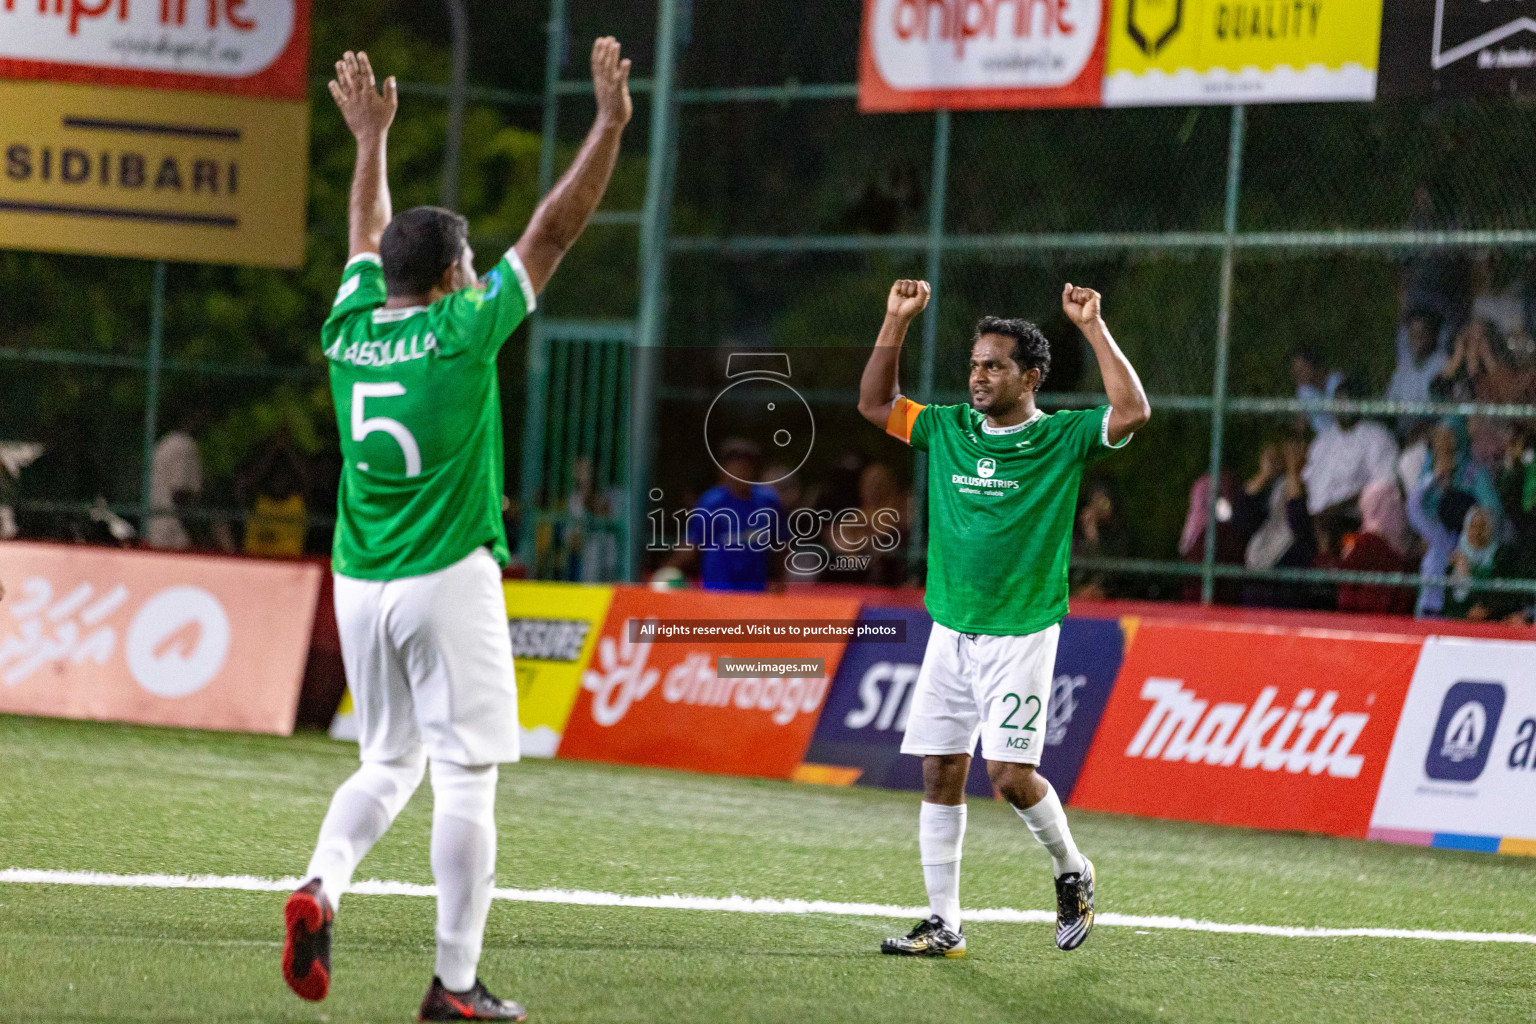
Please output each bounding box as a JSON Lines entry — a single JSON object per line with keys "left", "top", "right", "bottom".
{"left": 918, "top": 801, "right": 966, "bottom": 932}
{"left": 305, "top": 752, "right": 425, "bottom": 912}
{"left": 430, "top": 761, "right": 499, "bottom": 993}
{"left": 1015, "top": 783, "right": 1086, "bottom": 878}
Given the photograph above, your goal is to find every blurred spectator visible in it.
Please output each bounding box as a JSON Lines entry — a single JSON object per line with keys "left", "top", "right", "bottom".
{"left": 1444, "top": 506, "right": 1532, "bottom": 623}
{"left": 1177, "top": 470, "right": 1245, "bottom": 603}
{"left": 563, "top": 456, "right": 620, "bottom": 582}
{"left": 764, "top": 464, "right": 806, "bottom": 513}
{"left": 1386, "top": 309, "right": 1448, "bottom": 435}
{"left": 1337, "top": 479, "right": 1415, "bottom": 615}
{"left": 1407, "top": 419, "right": 1503, "bottom": 616}
{"left": 0, "top": 442, "right": 43, "bottom": 540}
{"left": 687, "top": 438, "right": 784, "bottom": 592}
{"left": 1403, "top": 185, "right": 1471, "bottom": 328}
{"left": 1292, "top": 346, "right": 1343, "bottom": 437}
{"left": 1432, "top": 317, "right": 1505, "bottom": 403}
{"left": 1495, "top": 426, "right": 1536, "bottom": 542}
{"left": 824, "top": 462, "right": 909, "bottom": 585}
{"left": 1072, "top": 479, "right": 1131, "bottom": 600}
{"left": 239, "top": 431, "right": 309, "bottom": 558}
{"left": 143, "top": 408, "right": 208, "bottom": 550}
{"left": 1301, "top": 379, "right": 1399, "bottom": 519}
{"left": 1235, "top": 438, "right": 1316, "bottom": 609}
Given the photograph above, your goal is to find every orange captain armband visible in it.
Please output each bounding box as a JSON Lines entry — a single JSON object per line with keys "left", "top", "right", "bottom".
{"left": 885, "top": 396, "right": 925, "bottom": 444}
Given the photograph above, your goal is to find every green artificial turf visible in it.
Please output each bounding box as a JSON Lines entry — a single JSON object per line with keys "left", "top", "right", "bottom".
{"left": 1, "top": 714, "right": 1533, "bottom": 1023}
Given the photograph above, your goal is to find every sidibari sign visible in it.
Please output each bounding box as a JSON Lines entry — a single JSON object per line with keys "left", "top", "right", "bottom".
{"left": 0, "top": 0, "right": 310, "bottom": 266}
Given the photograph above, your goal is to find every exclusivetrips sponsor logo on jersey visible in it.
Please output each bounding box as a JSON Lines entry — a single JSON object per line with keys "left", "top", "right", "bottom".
{"left": 0, "top": 0, "right": 298, "bottom": 79}
{"left": 950, "top": 455, "right": 1021, "bottom": 491}
{"left": 1128, "top": 679, "right": 1370, "bottom": 778}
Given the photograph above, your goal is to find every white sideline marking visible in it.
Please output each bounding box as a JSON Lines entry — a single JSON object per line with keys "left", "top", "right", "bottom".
{"left": 4, "top": 868, "right": 1535, "bottom": 945}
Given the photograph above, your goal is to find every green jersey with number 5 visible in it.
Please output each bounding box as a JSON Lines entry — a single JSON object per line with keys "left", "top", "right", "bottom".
{"left": 322, "top": 249, "right": 535, "bottom": 580}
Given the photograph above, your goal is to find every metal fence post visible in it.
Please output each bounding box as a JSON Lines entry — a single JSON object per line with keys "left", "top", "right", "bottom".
{"left": 626, "top": 0, "right": 681, "bottom": 582}
{"left": 910, "top": 108, "right": 951, "bottom": 563}
{"left": 440, "top": 0, "right": 469, "bottom": 209}
{"left": 138, "top": 260, "right": 167, "bottom": 530}
{"left": 536, "top": 0, "right": 566, "bottom": 197}
{"left": 1201, "top": 104, "right": 1245, "bottom": 604}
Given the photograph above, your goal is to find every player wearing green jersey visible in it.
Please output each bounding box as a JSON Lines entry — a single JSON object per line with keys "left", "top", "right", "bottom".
{"left": 859, "top": 278, "right": 1150, "bottom": 957}
{"left": 282, "top": 42, "right": 632, "bottom": 1021}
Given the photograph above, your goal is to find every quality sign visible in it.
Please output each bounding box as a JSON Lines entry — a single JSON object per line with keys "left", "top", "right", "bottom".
{"left": 0, "top": 0, "right": 310, "bottom": 267}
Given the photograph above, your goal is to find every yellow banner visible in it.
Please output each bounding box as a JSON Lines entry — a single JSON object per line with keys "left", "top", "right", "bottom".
{"left": 1104, "top": 0, "right": 1382, "bottom": 106}
{"left": 0, "top": 81, "right": 308, "bottom": 267}
{"left": 504, "top": 581, "right": 615, "bottom": 758}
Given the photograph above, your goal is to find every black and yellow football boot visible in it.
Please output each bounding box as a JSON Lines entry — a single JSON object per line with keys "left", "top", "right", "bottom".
{"left": 1054, "top": 858, "right": 1095, "bottom": 950}
{"left": 880, "top": 915, "right": 966, "bottom": 957}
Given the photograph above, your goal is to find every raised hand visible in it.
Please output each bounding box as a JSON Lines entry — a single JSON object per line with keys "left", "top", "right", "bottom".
{"left": 887, "top": 279, "right": 931, "bottom": 322}
{"left": 1062, "top": 283, "right": 1102, "bottom": 326}
{"left": 592, "top": 37, "right": 633, "bottom": 128}
{"left": 328, "top": 51, "right": 397, "bottom": 142}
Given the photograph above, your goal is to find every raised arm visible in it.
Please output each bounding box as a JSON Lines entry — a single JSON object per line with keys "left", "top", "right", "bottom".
{"left": 858, "top": 279, "right": 931, "bottom": 428}
{"left": 1062, "top": 284, "right": 1151, "bottom": 445}
{"left": 514, "top": 37, "right": 632, "bottom": 294}
{"left": 328, "top": 51, "right": 397, "bottom": 259}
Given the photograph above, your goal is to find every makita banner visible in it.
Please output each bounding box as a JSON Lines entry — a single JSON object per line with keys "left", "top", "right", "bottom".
{"left": 0, "top": 541, "right": 321, "bottom": 734}
{"left": 1369, "top": 637, "right": 1536, "bottom": 856}
{"left": 801, "top": 610, "right": 1124, "bottom": 801}
{"left": 1071, "top": 620, "right": 1422, "bottom": 838}
{"left": 859, "top": 0, "right": 1108, "bottom": 111}
{"left": 556, "top": 587, "right": 860, "bottom": 778}
{"left": 1378, "top": 0, "right": 1536, "bottom": 99}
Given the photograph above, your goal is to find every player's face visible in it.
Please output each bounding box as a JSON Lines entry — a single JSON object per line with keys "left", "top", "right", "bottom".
{"left": 969, "top": 334, "right": 1033, "bottom": 416}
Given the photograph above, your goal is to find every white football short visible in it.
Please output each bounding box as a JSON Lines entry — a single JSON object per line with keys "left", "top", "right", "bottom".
{"left": 900, "top": 621, "right": 1060, "bottom": 765}
{"left": 333, "top": 546, "right": 519, "bottom": 766}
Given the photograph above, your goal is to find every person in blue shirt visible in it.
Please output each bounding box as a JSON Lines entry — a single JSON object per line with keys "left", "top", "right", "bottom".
{"left": 687, "top": 439, "right": 785, "bottom": 591}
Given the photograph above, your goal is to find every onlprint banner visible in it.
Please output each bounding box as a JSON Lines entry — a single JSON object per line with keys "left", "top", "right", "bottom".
{"left": 1070, "top": 620, "right": 1421, "bottom": 838}
{"left": 0, "top": 541, "right": 321, "bottom": 734}
{"left": 858, "top": 0, "right": 1108, "bottom": 111}
{"left": 557, "top": 587, "right": 860, "bottom": 779}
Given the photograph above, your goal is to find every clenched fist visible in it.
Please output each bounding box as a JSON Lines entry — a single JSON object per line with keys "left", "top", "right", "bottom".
{"left": 887, "top": 279, "right": 931, "bottom": 322}
{"left": 1062, "top": 283, "right": 1102, "bottom": 326}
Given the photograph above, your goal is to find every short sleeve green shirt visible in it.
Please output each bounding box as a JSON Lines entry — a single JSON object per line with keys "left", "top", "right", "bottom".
{"left": 322, "top": 249, "right": 535, "bottom": 580}
{"left": 892, "top": 399, "right": 1131, "bottom": 635}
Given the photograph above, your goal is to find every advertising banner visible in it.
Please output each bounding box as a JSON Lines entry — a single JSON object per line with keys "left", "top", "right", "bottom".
{"left": 1103, "top": 0, "right": 1381, "bottom": 106}
{"left": 556, "top": 587, "right": 860, "bottom": 779}
{"left": 503, "top": 581, "right": 614, "bottom": 758}
{"left": 1070, "top": 620, "right": 1422, "bottom": 838}
{"left": 859, "top": 0, "right": 1108, "bottom": 111}
{"left": 0, "top": 0, "right": 310, "bottom": 267}
{"left": 803, "top": 610, "right": 1124, "bottom": 800}
{"left": 0, "top": 541, "right": 321, "bottom": 734}
{"left": 1378, "top": 0, "right": 1536, "bottom": 99}
{"left": 1369, "top": 637, "right": 1536, "bottom": 855}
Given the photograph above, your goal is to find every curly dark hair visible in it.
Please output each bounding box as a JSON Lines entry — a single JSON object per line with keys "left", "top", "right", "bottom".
{"left": 974, "top": 316, "right": 1050, "bottom": 391}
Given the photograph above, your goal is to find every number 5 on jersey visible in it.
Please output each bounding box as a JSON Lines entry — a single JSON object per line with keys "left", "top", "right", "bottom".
{"left": 352, "top": 382, "right": 422, "bottom": 477}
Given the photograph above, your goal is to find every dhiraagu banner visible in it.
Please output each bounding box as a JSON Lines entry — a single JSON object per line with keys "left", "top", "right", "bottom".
{"left": 1103, "top": 0, "right": 1382, "bottom": 106}
{"left": 504, "top": 581, "right": 614, "bottom": 758}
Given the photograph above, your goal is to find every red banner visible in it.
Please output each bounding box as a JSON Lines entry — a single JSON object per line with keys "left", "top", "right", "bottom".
{"left": 858, "top": 0, "right": 1107, "bottom": 112}
{"left": 557, "top": 588, "right": 861, "bottom": 779}
{"left": 1070, "top": 620, "right": 1422, "bottom": 838}
{"left": 0, "top": 0, "right": 312, "bottom": 100}
{"left": 0, "top": 542, "right": 321, "bottom": 733}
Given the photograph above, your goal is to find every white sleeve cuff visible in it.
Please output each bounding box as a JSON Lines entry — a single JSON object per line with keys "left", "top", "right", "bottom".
{"left": 505, "top": 247, "right": 538, "bottom": 314}
{"left": 345, "top": 252, "right": 382, "bottom": 268}
{"left": 1101, "top": 407, "right": 1133, "bottom": 449}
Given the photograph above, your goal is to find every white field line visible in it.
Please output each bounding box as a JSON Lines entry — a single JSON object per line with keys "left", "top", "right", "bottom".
{"left": 4, "top": 868, "right": 1535, "bottom": 945}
